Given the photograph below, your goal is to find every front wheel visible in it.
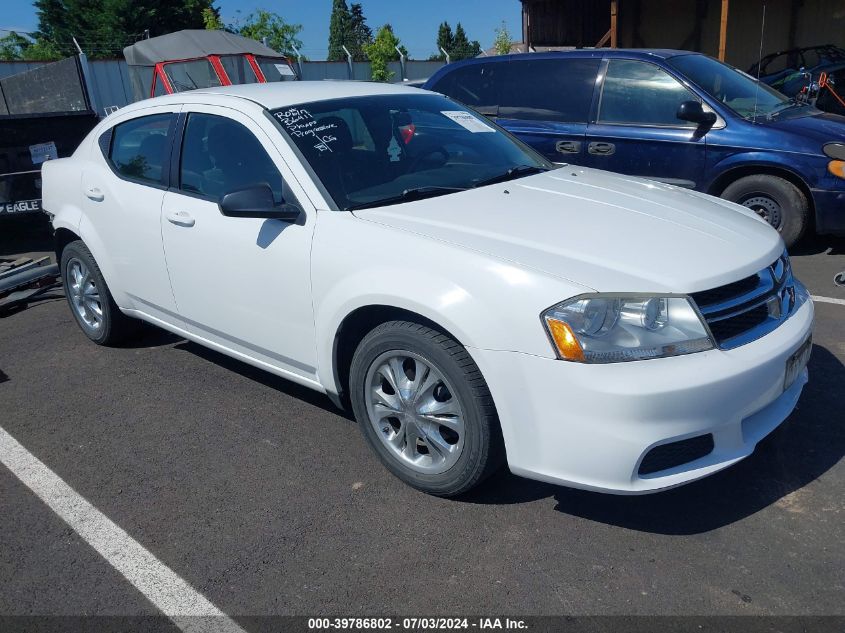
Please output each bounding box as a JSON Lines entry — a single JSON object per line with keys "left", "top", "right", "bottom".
{"left": 721, "top": 174, "right": 809, "bottom": 248}
{"left": 349, "top": 321, "right": 504, "bottom": 497}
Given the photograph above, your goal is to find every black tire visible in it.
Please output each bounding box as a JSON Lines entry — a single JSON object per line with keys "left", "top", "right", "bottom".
{"left": 721, "top": 174, "right": 809, "bottom": 248}
{"left": 60, "top": 240, "right": 140, "bottom": 345}
{"left": 349, "top": 320, "right": 504, "bottom": 497}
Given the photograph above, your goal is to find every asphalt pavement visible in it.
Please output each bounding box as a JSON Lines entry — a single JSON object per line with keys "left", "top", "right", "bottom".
{"left": 1, "top": 215, "right": 843, "bottom": 625}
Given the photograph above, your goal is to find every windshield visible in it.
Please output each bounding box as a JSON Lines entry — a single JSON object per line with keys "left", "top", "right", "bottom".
{"left": 163, "top": 59, "right": 221, "bottom": 92}
{"left": 271, "top": 93, "right": 551, "bottom": 210}
{"left": 667, "top": 54, "right": 791, "bottom": 119}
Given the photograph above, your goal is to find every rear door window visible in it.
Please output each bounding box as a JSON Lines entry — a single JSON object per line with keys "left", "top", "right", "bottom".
{"left": 498, "top": 58, "right": 600, "bottom": 123}
{"left": 108, "top": 114, "right": 173, "bottom": 185}
{"left": 598, "top": 59, "right": 699, "bottom": 127}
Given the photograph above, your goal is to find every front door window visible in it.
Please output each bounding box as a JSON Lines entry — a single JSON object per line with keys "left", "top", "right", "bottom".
{"left": 598, "top": 59, "right": 699, "bottom": 127}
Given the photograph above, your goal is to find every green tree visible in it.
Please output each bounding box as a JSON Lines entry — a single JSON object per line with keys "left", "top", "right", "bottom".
{"left": 0, "top": 32, "right": 32, "bottom": 60}
{"left": 327, "top": 0, "right": 351, "bottom": 61}
{"left": 238, "top": 10, "right": 302, "bottom": 57}
{"left": 431, "top": 21, "right": 453, "bottom": 61}
{"left": 22, "top": 39, "right": 63, "bottom": 61}
{"left": 451, "top": 23, "right": 481, "bottom": 60}
{"left": 202, "top": 6, "right": 224, "bottom": 30}
{"left": 493, "top": 21, "right": 513, "bottom": 56}
{"left": 32, "top": 0, "right": 216, "bottom": 59}
{"left": 364, "top": 24, "right": 405, "bottom": 82}
{"left": 348, "top": 3, "right": 372, "bottom": 61}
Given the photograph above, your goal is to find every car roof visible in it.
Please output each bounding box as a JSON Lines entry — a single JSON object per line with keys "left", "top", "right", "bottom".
{"left": 186, "top": 81, "right": 425, "bottom": 109}
{"left": 437, "top": 48, "right": 699, "bottom": 68}
{"left": 422, "top": 49, "right": 703, "bottom": 88}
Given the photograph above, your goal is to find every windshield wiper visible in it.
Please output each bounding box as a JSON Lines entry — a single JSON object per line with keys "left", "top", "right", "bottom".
{"left": 767, "top": 96, "right": 811, "bottom": 119}
{"left": 346, "top": 186, "right": 467, "bottom": 210}
{"left": 472, "top": 165, "right": 549, "bottom": 189}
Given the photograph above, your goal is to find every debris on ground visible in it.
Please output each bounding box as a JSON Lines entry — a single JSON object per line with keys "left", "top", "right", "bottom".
{"left": 0, "top": 256, "right": 62, "bottom": 314}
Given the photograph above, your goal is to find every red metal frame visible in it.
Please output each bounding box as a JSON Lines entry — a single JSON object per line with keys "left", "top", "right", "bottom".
{"left": 151, "top": 63, "right": 173, "bottom": 97}
{"left": 820, "top": 71, "right": 845, "bottom": 109}
{"left": 208, "top": 55, "right": 232, "bottom": 86}
{"left": 246, "top": 54, "right": 267, "bottom": 82}
{"left": 150, "top": 53, "right": 292, "bottom": 96}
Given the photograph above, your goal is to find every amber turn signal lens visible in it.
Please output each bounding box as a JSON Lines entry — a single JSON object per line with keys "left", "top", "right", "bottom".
{"left": 829, "top": 160, "right": 845, "bottom": 179}
{"left": 546, "top": 318, "right": 585, "bottom": 362}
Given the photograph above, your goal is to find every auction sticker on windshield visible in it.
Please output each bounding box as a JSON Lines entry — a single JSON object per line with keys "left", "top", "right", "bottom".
{"left": 441, "top": 111, "right": 495, "bottom": 132}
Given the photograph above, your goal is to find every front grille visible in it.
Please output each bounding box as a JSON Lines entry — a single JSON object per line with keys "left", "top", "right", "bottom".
{"left": 706, "top": 304, "right": 769, "bottom": 342}
{"left": 689, "top": 274, "right": 759, "bottom": 307}
{"left": 638, "top": 434, "right": 714, "bottom": 475}
{"left": 691, "top": 252, "right": 795, "bottom": 349}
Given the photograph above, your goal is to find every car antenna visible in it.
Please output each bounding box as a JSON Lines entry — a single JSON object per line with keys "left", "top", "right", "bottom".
{"left": 752, "top": 1, "right": 767, "bottom": 123}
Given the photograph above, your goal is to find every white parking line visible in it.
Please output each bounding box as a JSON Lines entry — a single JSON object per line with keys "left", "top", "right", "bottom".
{"left": 811, "top": 295, "right": 845, "bottom": 306}
{"left": 0, "top": 425, "right": 246, "bottom": 633}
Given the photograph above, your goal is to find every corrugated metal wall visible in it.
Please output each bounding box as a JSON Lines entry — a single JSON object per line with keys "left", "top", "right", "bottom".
{"left": 85, "top": 59, "right": 134, "bottom": 113}
{"left": 0, "top": 59, "right": 446, "bottom": 116}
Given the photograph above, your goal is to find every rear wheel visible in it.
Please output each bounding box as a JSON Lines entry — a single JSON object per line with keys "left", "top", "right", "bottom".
{"left": 349, "top": 320, "right": 504, "bottom": 496}
{"left": 721, "top": 174, "right": 809, "bottom": 248}
{"left": 61, "top": 241, "right": 140, "bottom": 345}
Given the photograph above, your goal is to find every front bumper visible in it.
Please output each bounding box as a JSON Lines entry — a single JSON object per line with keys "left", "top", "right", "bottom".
{"left": 469, "top": 296, "right": 814, "bottom": 494}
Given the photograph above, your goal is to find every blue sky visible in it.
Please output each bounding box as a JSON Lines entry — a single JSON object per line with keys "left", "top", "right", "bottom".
{"left": 2, "top": 0, "right": 522, "bottom": 59}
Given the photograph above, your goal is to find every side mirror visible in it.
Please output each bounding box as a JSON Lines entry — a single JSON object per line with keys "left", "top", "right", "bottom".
{"left": 219, "top": 183, "right": 301, "bottom": 222}
{"left": 676, "top": 100, "right": 718, "bottom": 127}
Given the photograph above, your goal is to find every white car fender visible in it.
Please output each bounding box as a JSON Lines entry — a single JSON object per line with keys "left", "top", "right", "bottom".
{"left": 42, "top": 157, "right": 127, "bottom": 304}
{"left": 311, "top": 210, "right": 589, "bottom": 397}
{"left": 75, "top": 210, "right": 128, "bottom": 305}
{"left": 42, "top": 158, "right": 84, "bottom": 237}
{"left": 44, "top": 139, "right": 122, "bottom": 296}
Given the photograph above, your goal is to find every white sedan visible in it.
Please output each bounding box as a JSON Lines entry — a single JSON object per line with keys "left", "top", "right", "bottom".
{"left": 43, "top": 82, "right": 813, "bottom": 496}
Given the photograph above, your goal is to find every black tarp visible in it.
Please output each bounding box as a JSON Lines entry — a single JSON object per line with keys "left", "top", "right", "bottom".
{"left": 0, "top": 57, "right": 89, "bottom": 116}
{"left": 0, "top": 56, "right": 96, "bottom": 216}
{"left": 0, "top": 112, "right": 98, "bottom": 214}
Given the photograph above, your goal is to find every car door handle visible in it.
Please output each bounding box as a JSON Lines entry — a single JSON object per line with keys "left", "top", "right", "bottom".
{"left": 587, "top": 142, "right": 616, "bottom": 156}
{"left": 84, "top": 187, "right": 104, "bottom": 202}
{"left": 166, "top": 211, "right": 195, "bottom": 227}
{"left": 555, "top": 140, "right": 581, "bottom": 154}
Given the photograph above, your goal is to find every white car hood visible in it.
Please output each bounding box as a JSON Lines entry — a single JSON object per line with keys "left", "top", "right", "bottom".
{"left": 353, "top": 167, "right": 783, "bottom": 293}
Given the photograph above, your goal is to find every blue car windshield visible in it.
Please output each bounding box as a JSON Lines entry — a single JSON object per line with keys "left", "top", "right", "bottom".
{"left": 668, "top": 54, "right": 791, "bottom": 119}
{"left": 270, "top": 93, "right": 551, "bottom": 210}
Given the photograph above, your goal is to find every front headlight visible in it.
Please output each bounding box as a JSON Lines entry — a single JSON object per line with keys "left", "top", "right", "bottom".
{"left": 542, "top": 295, "right": 714, "bottom": 363}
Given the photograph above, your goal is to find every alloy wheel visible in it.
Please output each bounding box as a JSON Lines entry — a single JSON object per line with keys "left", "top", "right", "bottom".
{"left": 66, "top": 258, "right": 103, "bottom": 332}
{"left": 364, "top": 350, "right": 465, "bottom": 474}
